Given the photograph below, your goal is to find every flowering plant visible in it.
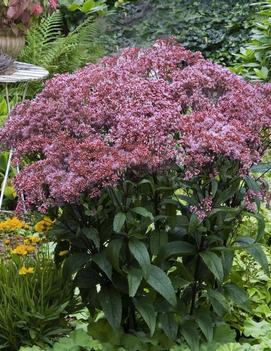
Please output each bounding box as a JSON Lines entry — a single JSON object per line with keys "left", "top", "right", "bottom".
{"left": 0, "top": 0, "right": 56, "bottom": 35}
{"left": 2, "top": 39, "right": 271, "bottom": 346}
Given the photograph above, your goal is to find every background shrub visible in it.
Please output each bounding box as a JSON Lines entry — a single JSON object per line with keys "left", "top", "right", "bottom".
{"left": 232, "top": 1, "right": 271, "bottom": 81}
{"left": 100, "top": 0, "right": 259, "bottom": 65}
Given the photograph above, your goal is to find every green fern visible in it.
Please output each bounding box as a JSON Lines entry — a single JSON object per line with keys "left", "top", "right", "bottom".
{"left": 12, "top": 11, "right": 104, "bottom": 98}
{"left": 20, "top": 11, "right": 104, "bottom": 74}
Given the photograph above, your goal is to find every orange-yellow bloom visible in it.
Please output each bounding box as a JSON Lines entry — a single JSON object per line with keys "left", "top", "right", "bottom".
{"left": 19, "top": 266, "right": 35, "bottom": 275}
{"left": 0, "top": 217, "right": 25, "bottom": 231}
{"left": 28, "top": 235, "right": 41, "bottom": 244}
{"left": 34, "top": 216, "right": 54, "bottom": 233}
{"left": 11, "top": 244, "right": 36, "bottom": 255}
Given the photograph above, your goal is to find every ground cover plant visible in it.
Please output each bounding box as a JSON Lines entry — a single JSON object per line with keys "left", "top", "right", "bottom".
{"left": 100, "top": 0, "right": 259, "bottom": 65}
{"left": 1, "top": 39, "right": 271, "bottom": 349}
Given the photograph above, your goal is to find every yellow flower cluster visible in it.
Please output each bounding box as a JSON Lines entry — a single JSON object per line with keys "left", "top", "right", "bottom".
{"left": 24, "top": 236, "right": 41, "bottom": 245}
{"left": 19, "top": 266, "right": 35, "bottom": 275}
{"left": 0, "top": 217, "right": 25, "bottom": 231}
{"left": 34, "top": 216, "right": 54, "bottom": 233}
{"left": 11, "top": 244, "right": 36, "bottom": 255}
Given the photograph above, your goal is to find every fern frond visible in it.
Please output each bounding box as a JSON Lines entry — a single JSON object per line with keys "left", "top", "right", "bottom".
{"left": 20, "top": 11, "right": 63, "bottom": 66}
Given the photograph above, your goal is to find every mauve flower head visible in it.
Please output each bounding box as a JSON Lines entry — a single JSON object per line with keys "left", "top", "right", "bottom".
{"left": 1, "top": 38, "right": 271, "bottom": 211}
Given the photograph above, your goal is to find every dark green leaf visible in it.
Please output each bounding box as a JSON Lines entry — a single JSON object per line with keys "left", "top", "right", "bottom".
{"left": 134, "top": 297, "right": 156, "bottom": 336}
{"left": 150, "top": 231, "right": 168, "bottom": 256}
{"left": 131, "top": 207, "right": 154, "bottom": 220}
{"left": 251, "top": 162, "right": 271, "bottom": 174}
{"left": 99, "top": 287, "right": 122, "bottom": 329}
{"left": 74, "top": 267, "right": 100, "bottom": 289}
{"left": 146, "top": 265, "right": 176, "bottom": 306}
{"left": 200, "top": 251, "right": 224, "bottom": 282}
{"left": 113, "top": 212, "right": 126, "bottom": 233}
{"left": 62, "top": 252, "right": 90, "bottom": 278}
{"left": 127, "top": 268, "right": 142, "bottom": 297}
{"left": 188, "top": 213, "right": 201, "bottom": 233}
{"left": 195, "top": 311, "right": 213, "bottom": 342}
{"left": 214, "top": 179, "right": 240, "bottom": 206}
{"left": 93, "top": 253, "right": 112, "bottom": 280}
{"left": 181, "top": 321, "right": 199, "bottom": 351}
{"left": 82, "top": 227, "right": 100, "bottom": 249}
{"left": 128, "top": 238, "right": 151, "bottom": 278}
{"left": 159, "top": 312, "right": 178, "bottom": 340}
{"left": 106, "top": 239, "right": 123, "bottom": 273}
{"left": 208, "top": 289, "right": 228, "bottom": 316}
{"left": 156, "top": 241, "right": 195, "bottom": 263}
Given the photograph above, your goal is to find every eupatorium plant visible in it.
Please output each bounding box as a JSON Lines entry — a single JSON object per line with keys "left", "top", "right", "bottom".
{"left": 1, "top": 39, "right": 271, "bottom": 348}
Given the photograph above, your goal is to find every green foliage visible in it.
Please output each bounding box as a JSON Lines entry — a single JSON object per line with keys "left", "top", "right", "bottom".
{"left": 47, "top": 159, "right": 270, "bottom": 350}
{"left": 232, "top": 1, "right": 271, "bottom": 81}
{"left": 0, "top": 253, "right": 80, "bottom": 350}
{"left": 100, "top": 0, "right": 258, "bottom": 65}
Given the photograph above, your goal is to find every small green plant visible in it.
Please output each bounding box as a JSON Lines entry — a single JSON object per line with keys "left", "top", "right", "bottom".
{"left": 0, "top": 252, "right": 80, "bottom": 350}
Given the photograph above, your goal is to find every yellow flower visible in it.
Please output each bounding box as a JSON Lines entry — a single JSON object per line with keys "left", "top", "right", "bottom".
{"left": 34, "top": 216, "right": 54, "bottom": 233}
{"left": 24, "top": 239, "right": 31, "bottom": 245}
{"left": 11, "top": 244, "right": 36, "bottom": 255}
{"left": 3, "top": 239, "right": 10, "bottom": 245}
{"left": 28, "top": 235, "right": 41, "bottom": 244}
{"left": 0, "top": 217, "right": 25, "bottom": 231}
{"left": 19, "top": 266, "right": 35, "bottom": 275}
{"left": 58, "top": 250, "right": 69, "bottom": 257}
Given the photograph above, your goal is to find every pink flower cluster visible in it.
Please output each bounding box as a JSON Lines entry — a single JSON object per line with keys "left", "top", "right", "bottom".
{"left": 190, "top": 196, "right": 213, "bottom": 221}
{"left": 1, "top": 39, "right": 271, "bottom": 211}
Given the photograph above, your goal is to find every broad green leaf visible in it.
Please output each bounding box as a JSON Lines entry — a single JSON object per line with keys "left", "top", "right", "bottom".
{"left": 131, "top": 207, "right": 154, "bottom": 220}
{"left": 82, "top": 227, "right": 100, "bottom": 249}
{"left": 251, "top": 162, "right": 271, "bottom": 174}
{"left": 246, "top": 243, "right": 269, "bottom": 276}
{"left": 127, "top": 268, "right": 142, "bottom": 297}
{"left": 62, "top": 253, "right": 89, "bottom": 278}
{"left": 200, "top": 251, "right": 224, "bottom": 282}
{"left": 157, "top": 241, "right": 195, "bottom": 262}
{"left": 106, "top": 239, "right": 123, "bottom": 272}
{"left": 160, "top": 312, "right": 178, "bottom": 340}
{"left": 93, "top": 253, "right": 112, "bottom": 280}
{"left": 134, "top": 297, "right": 157, "bottom": 336}
{"left": 224, "top": 283, "right": 250, "bottom": 311}
{"left": 181, "top": 321, "right": 200, "bottom": 351}
{"left": 99, "top": 287, "right": 122, "bottom": 329}
{"left": 188, "top": 213, "right": 201, "bottom": 233}
{"left": 195, "top": 311, "right": 213, "bottom": 342}
{"left": 214, "top": 179, "right": 240, "bottom": 206}
{"left": 146, "top": 265, "right": 176, "bottom": 306}
{"left": 244, "top": 176, "right": 260, "bottom": 193}
{"left": 74, "top": 267, "right": 100, "bottom": 289}
{"left": 208, "top": 289, "right": 229, "bottom": 316}
{"left": 113, "top": 212, "right": 126, "bottom": 233}
{"left": 150, "top": 231, "right": 168, "bottom": 255}
{"left": 128, "top": 238, "right": 151, "bottom": 278}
